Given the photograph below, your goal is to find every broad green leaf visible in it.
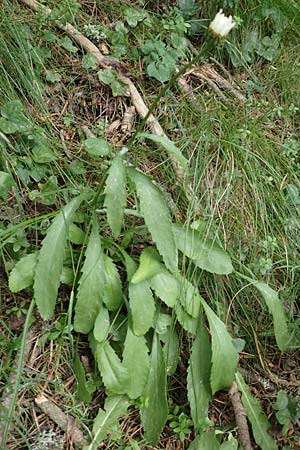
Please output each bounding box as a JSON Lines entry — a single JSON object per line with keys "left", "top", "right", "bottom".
{"left": 68, "top": 223, "right": 86, "bottom": 244}
{"left": 202, "top": 301, "right": 238, "bottom": 394}
{"left": 129, "top": 280, "right": 155, "bottom": 336}
{"left": 150, "top": 270, "right": 178, "bottom": 307}
{"left": 187, "top": 322, "right": 212, "bottom": 431}
{"left": 0, "top": 100, "right": 32, "bottom": 134}
{"left": 74, "top": 351, "right": 92, "bottom": 403}
{"left": 31, "top": 143, "right": 56, "bottom": 163}
{"left": 252, "top": 281, "right": 290, "bottom": 352}
{"left": 175, "top": 302, "right": 199, "bottom": 335}
{"left": 96, "top": 341, "right": 129, "bottom": 394}
{"left": 141, "top": 333, "right": 168, "bottom": 445}
{"left": 127, "top": 167, "right": 177, "bottom": 273}
{"left": 104, "top": 154, "right": 126, "bottom": 238}
{"left": 131, "top": 247, "right": 163, "bottom": 284}
{"left": 159, "top": 326, "right": 180, "bottom": 375}
{"left": 235, "top": 372, "right": 278, "bottom": 450}
{"left": 34, "top": 196, "right": 82, "bottom": 319}
{"left": 9, "top": 252, "right": 38, "bottom": 292}
{"left": 189, "top": 431, "right": 220, "bottom": 450}
{"left": 173, "top": 224, "right": 233, "bottom": 275}
{"left": 74, "top": 222, "right": 106, "bottom": 333}
{"left": 83, "top": 395, "right": 130, "bottom": 450}
{"left": 93, "top": 306, "right": 110, "bottom": 343}
{"left": 103, "top": 255, "right": 123, "bottom": 311}
{"left": 138, "top": 133, "right": 189, "bottom": 177}
{"left": 0, "top": 171, "right": 13, "bottom": 200}
{"left": 82, "top": 52, "right": 99, "bottom": 70}
{"left": 84, "top": 137, "right": 111, "bottom": 156}
{"left": 177, "top": 274, "right": 202, "bottom": 318}
{"left": 98, "top": 69, "right": 129, "bottom": 97}
{"left": 123, "top": 327, "right": 150, "bottom": 399}
{"left": 219, "top": 435, "right": 238, "bottom": 450}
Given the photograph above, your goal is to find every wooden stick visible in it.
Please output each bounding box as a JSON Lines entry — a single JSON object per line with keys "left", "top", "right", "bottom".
{"left": 229, "top": 381, "right": 253, "bottom": 450}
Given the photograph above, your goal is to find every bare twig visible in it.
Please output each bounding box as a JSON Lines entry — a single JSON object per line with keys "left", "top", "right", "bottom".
{"left": 197, "top": 65, "right": 246, "bottom": 102}
{"left": 35, "top": 394, "right": 89, "bottom": 446}
{"left": 175, "top": 69, "right": 202, "bottom": 112}
{"left": 192, "top": 69, "right": 232, "bottom": 107}
{"left": 229, "top": 381, "right": 253, "bottom": 450}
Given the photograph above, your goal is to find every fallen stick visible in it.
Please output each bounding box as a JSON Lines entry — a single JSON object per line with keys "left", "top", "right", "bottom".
{"left": 229, "top": 381, "right": 253, "bottom": 450}
{"left": 35, "top": 394, "right": 89, "bottom": 446}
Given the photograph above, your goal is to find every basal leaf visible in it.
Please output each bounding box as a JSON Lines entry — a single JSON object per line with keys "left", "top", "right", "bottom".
{"left": 74, "top": 351, "right": 92, "bottom": 403}
{"left": 177, "top": 274, "right": 202, "bottom": 318}
{"left": 123, "top": 327, "right": 150, "bottom": 399}
{"left": 9, "top": 252, "right": 38, "bottom": 292}
{"left": 202, "top": 300, "right": 238, "bottom": 394}
{"left": 104, "top": 154, "right": 126, "bottom": 238}
{"left": 189, "top": 431, "right": 220, "bottom": 450}
{"left": 138, "top": 133, "right": 189, "bottom": 177}
{"left": 160, "top": 326, "right": 180, "bottom": 375}
{"left": 173, "top": 224, "right": 233, "bottom": 275}
{"left": 141, "top": 333, "right": 168, "bottom": 445}
{"left": 83, "top": 395, "right": 130, "bottom": 450}
{"left": 129, "top": 280, "right": 155, "bottom": 336}
{"left": 34, "top": 196, "right": 82, "bottom": 319}
{"left": 131, "top": 247, "right": 163, "bottom": 284}
{"left": 235, "top": 372, "right": 278, "bottom": 450}
{"left": 74, "top": 221, "right": 106, "bottom": 334}
{"left": 127, "top": 167, "right": 177, "bottom": 273}
{"left": 252, "top": 281, "right": 290, "bottom": 352}
{"left": 149, "top": 270, "right": 178, "bottom": 307}
{"left": 96, "top": 341, "right": 129, "bottom": 394}
{"left": 93, "top": 306, "right": 110, "bottom": 343}
{"left": 103, "top": 255, "right": 123, "bottom": 311}
{"left": 219, "top": 436, "right": 238, "bottom": 450}
{"left": 0, "top": 171, "right": 14, "bottom": 200}
{"left": 175, "top": 301, "right": 199, "bottom": 335}
{"left": 187, "top": 322, "right": 212, "bottom": 431}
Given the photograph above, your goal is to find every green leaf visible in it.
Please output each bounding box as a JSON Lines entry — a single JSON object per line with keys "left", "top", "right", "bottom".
{"left": 93, "top": 306, "right": 110, "bottom": 343}
{"left": 202, "top": 301, "right": 238, "bottom": 394}
{"left": 129, "top": 280, "right": 155, "bottom": 336}
{"left": 187, "top": 322, "right": 212, "bottom": 431}
{"left": 123, "top": 327, "right": 150, "bottom": 399}
{"left": 138, "top": 133, "right": 189, "bottom": 177}
{"left": 98, "top": 69, "right": 129, "bottom": 97}
{"left": 34, "top": 196, "right": 82, "bottom": 319}
{"left": 102, "top": 255, "right": 123, "bottom": 311}
{"left": 173, "top": 224, "right": 233, "bottom": 275}
{"left": 59, "top": 36, "right": 78, "bottom": 53}
{"left": 175, "top": 302, "right": 199, "bottom": 335}
{"left": 159, "top": 326, "right": 179, "bottom": 375}
{"left": 74, "top": 221, "right": 106, "bottom": 333}
{"left": 9, "top": 252, "right": 38, "bottom": 292}
{"left": 177, "top": 274, "right": 202, "bottom": 318}
{"left": 82, "top": 52, "right": 99, "bottom": 70}
{"left": 45, "top": 70, "right": 62, "bottom": 83}
{"left": 85, "top": 137, "right": 111, "bottom": 157}
{"left": 74, "top": 351, "right": 92, "bottom": 403}
{"left": 96, "top": 341, "right": 129, "bottom": 394}
{"left": 275, "top": 390, "right": 289, "bottom": 410}
{"left": 68, "top": 223, "right": 86, "bottom": 244}
{"left": 0, "top": 100, "right": 32, "bottom": 134}
{"left": 189, "top": 431, "right": 220, "bottom": 450}
{"left": 131, "top": 247, "right": 163, "bottom": 284}
{"left": 31, "top": 143, "right": 56, "bottom": 163}
{"left": 127, "top": 167, "right": 177, "bottom": 272}
{"left": 235, "top": 372, "right": 278, "bottom": 450}
{"left": 0, "top": 171, "right": 14, "bottom": 199}
{"left": 104, "top": 154, "right": 126, "bottom": 238}
{"left": 252, "top": 281, "right": 290, "bottom": 352}
{"left": 141, "top": 333, "right": 168, "bottom": 445}
{"left": 150, "top": 270, "right": 178, "bottom": 307}
{"left": 83, "top": 395, "right": 130, "bottom": 450}
{"left": 219, "top": 436, "right": 238, "bottom": 450}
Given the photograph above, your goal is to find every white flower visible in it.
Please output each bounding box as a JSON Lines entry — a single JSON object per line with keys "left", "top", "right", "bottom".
{"left": 209, "top": 9, "right": 236, "bottom": 38}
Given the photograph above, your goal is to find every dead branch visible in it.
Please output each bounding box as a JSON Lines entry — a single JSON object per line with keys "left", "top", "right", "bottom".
{"left": 35, "top": 394, "right": 89, "bottom": 446}
{"left": 229, "top": 381, "right": 253, "bottom": 450}
{"left": 196, "top": 65, "right": 246, "bottom": 102}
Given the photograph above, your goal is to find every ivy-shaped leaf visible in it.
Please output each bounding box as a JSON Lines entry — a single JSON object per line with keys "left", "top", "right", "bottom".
{"left": 127, "top": 167, "right": 177, "bottom": 273}
{"left": 74, "top": 221, "right": 106, "bottom": 334}
{"left": 83, "top": 395, "right": 130, "bottom": 450}
{"left": 141, "top": 333, "right": 168, "bottom": 445}
{"left": 96, "top": 341, "right": 129, "bottom": 394}
{"left": 187, "top": 322, "right": 212, "bottom": 431}
{"left": 9, "top": 252, "right": 38, "bottom": 292}
{"left": 123, "top": 327, "right": 150, "bottom": 399}
{"left": 104, "top": 154, "right": 126, "bottom": 238}
{"left": 235, "top": 372, "right": 278, "bottom": 450}
{"left": 173, "top": 224, "right": 233, "bottom": 275}
{"left": 202, "top": 300, "right": 239, "bottom": 394}
{"left": 34, "top": 196, "right": 82, "bottom": 319}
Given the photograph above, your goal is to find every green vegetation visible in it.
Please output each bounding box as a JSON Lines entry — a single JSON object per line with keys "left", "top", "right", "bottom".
{"left": 1, "top": 0, "right": 300, "bottom": 449}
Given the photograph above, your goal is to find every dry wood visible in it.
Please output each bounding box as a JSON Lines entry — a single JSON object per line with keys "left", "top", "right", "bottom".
{"left": 229, "top": 381, "right": 253, "bottom": 450}
{"left": 196, "top": 65, "right": 246, "bottom": 102}
{"left": 35, "top": 394, "right": 89, "bottom": 446}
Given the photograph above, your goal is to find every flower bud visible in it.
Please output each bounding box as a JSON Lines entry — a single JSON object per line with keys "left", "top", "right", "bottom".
{"left": 209, "top": 9, "right": 236, "bottom": 38}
